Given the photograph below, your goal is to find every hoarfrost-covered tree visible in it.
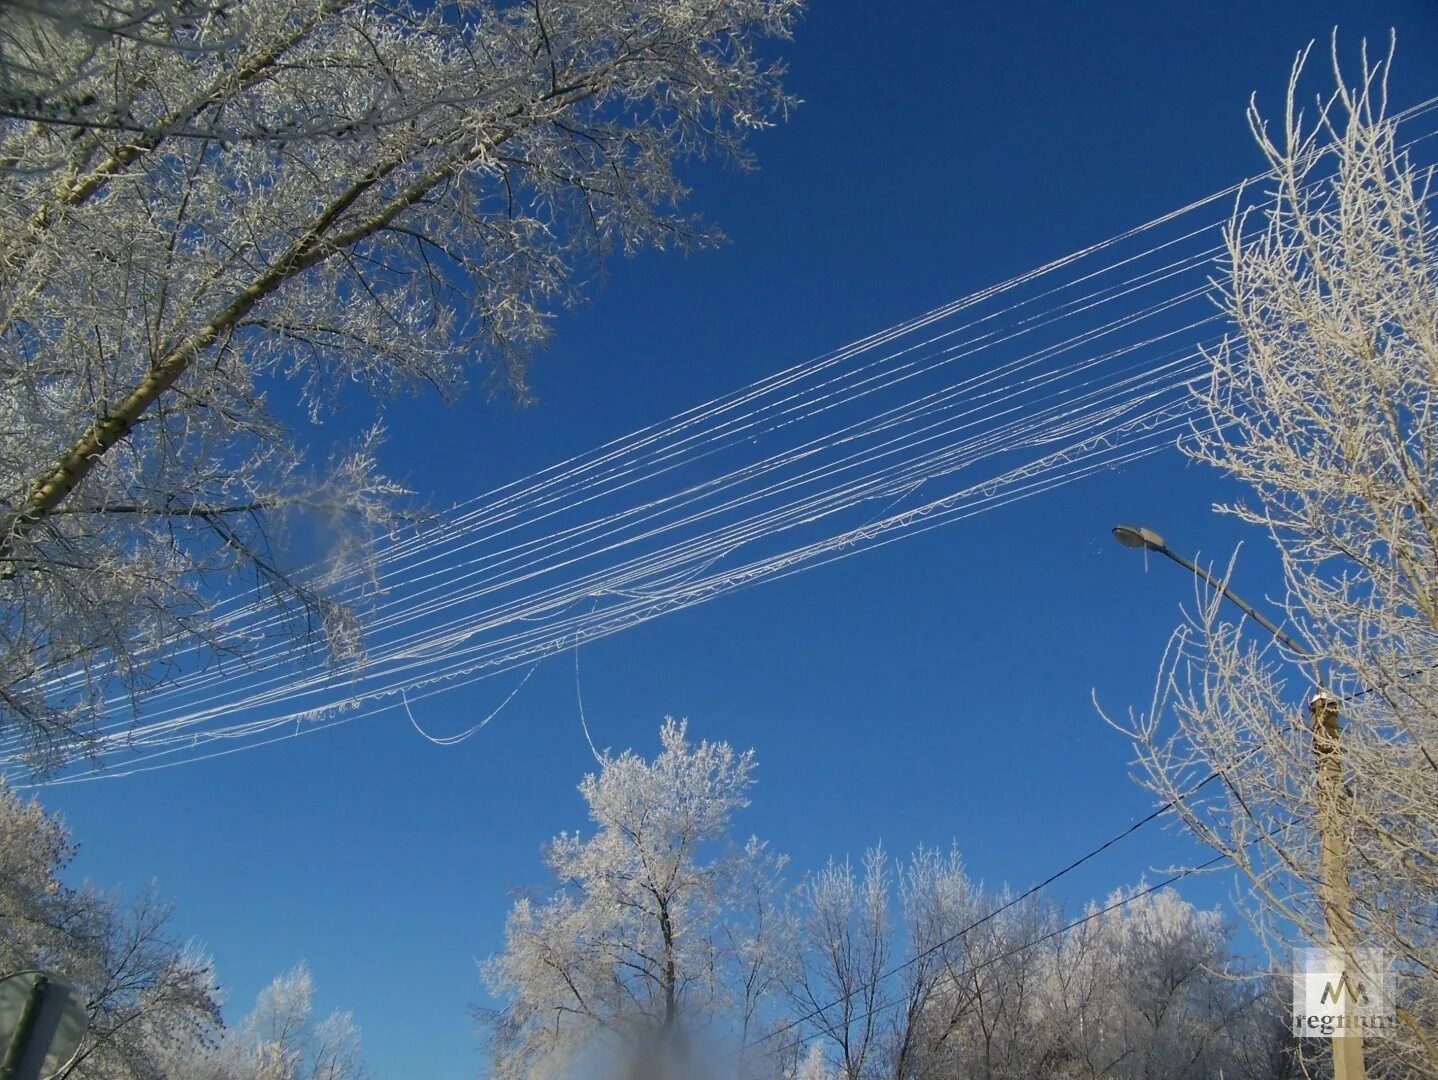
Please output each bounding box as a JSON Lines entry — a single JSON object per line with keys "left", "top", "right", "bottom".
{"left": 0, "top": 2, "right": 225, "bottom": 141}
{"left": 0, "top": 1, "right": 390, "bottom": 146}
{"left": 481, "top": 718, "right": 790, "bottom": 1079}
{"left": 918, "top": 882, "right": 1057, "bottom": 1079}
{"left": 1113, "top": 40, "right": 1438, "bottom": 1077}
{"left": 234, "top": 963, "right": 366, "bottom": 1080}
{"left": 0, "top": 777, "right": 221, "bottom": 1077}
{"left": 0, "top": 0, "right": 802, "bottom": 766}
{"left": 1039, "top": 888, "right": 1274, "bottom": 1080}
{"left": 785, "top": 847, "right": 892, "bottom": 1080}
{"left": 785, "top": 850, "right": 1282, "bottom": 1080}
{"left": 793, "top": 1043, "right": 834, "bottom": 1080}
{"left": 784, "top": 844, "right": 1009, "bottom": 1080}
{"left": 159, "top": 963, "right": 369, "bottom": 1080}
{"left": 1, "top": 778, "right": 368, "bottom": 1078}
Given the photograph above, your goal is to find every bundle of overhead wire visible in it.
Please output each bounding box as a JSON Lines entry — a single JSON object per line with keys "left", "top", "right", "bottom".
{"left": 9, "top": 97, "right": 1436, "bottom": 784}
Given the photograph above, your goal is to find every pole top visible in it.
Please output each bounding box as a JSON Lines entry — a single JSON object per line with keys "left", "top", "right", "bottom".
{"left": 1310, "top": 688, "right": 1339, "bottom": 709}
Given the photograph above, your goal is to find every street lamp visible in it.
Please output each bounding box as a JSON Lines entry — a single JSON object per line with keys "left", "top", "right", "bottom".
{"left": 1109, "top": 525, "right": 1310, "bottom": 657}
{"left": 1111, "top": 524, "right": 1164, "bottom": 551}
{"left": 1112, "top": 523, "right": 1364, "bottom": 1080}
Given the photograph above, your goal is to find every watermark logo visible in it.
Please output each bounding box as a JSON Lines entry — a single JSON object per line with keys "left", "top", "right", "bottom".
{"left": 1292, "top": 948, "right": 1397, "bottom": 1038}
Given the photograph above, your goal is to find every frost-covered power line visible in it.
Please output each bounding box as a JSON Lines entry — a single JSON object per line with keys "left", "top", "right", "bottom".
{"left": 9, "top": 97, "right": 1438, "bottom": 784}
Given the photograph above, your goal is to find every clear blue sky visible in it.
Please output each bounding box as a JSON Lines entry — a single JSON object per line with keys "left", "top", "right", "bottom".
{"left": 33, "top": 2, "right": 1438, "bottom": 1076}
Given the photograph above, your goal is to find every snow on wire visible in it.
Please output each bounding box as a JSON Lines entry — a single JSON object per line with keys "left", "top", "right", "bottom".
{"left": 9, "top": 96, "right": 1438, "bottom": 784}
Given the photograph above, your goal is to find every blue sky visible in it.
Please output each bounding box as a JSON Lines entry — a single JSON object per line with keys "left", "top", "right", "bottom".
{"left": 32, "top": 2, "right": 1438, "bottom": 1076}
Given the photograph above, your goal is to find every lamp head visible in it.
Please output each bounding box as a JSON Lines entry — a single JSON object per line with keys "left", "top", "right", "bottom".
{"left": 1112, "top": 524, "right": 1166, "bottom": 552}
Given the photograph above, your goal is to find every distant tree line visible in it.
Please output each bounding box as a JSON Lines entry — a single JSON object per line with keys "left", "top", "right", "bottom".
{"left": 480, "top": 719, "right": 1308, "bottom": 1080}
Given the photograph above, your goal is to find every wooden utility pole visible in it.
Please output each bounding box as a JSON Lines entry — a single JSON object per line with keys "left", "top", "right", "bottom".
{"left": 1311, "top": 689, "right": 1365, "bottom": 1080}
{"left": 1111, "top": 528, "right": 1374, "bottom": 1077}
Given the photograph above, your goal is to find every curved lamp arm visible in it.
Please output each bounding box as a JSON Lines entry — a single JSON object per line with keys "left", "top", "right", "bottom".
{"left": 1111, "top": 524, "right": 1312, "bottom": 658}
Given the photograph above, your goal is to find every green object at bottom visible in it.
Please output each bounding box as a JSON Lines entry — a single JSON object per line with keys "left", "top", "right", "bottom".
{"left": 0, "top": 972, "right": 87, "bottom": 1080}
